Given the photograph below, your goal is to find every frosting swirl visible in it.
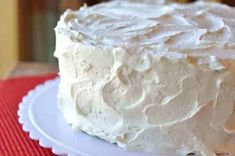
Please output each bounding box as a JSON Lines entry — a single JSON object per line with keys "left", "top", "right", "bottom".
{"left": 55, "top": 0, "right": 235, "bottom": 59}
{"left": 55, "top": 1, "right": 235, "bottom": 155}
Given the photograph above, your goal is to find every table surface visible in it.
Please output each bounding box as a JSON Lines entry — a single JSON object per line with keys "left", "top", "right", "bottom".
{"left": 5, "top": 62, "right": 58, "bottom": 79}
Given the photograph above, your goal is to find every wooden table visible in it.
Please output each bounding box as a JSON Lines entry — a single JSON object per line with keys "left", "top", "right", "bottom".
{"left": 5, "top": 62, "right": 58, "bottom": 79}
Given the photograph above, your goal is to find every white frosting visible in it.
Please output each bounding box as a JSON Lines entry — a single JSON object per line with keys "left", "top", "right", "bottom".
{"left": 54, "top": 1, "right": 235, "bottom": 155}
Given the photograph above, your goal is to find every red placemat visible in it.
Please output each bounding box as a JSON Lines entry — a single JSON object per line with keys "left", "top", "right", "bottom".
{"left": 0, "top": 74, "right": 57, "bottom": 156}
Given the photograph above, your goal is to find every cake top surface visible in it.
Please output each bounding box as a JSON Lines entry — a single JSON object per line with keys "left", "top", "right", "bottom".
{"left": 56, "top": 0, "right": 235, "bottom": 59}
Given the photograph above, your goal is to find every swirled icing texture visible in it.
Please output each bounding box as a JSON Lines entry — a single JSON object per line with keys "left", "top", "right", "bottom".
{"left": 54, "top": 1, "right": 235, "bottom": 155}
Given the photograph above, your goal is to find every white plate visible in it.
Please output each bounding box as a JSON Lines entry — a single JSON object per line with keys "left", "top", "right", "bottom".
{"left": 18, "top": 78, "right": 171, "bottom": 156}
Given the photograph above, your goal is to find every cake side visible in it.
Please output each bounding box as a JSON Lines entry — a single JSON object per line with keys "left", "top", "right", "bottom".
{"left": 54, "top": 1, "right": 235, "bottom": 155}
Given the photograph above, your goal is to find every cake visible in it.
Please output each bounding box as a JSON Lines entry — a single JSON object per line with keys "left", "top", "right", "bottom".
{"left": 54, "top": 0, "right": 235, "bottom": 155}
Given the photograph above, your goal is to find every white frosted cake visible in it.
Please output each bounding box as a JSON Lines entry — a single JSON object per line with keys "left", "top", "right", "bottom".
{"left": 54, "top": 0, "right": 235, "bottom": 155}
